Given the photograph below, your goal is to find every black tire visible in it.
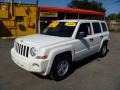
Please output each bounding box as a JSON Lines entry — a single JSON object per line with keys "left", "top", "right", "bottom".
{"left": 50, "top": 54, "right": 71, "bottom": 81}
{"left": 99, "top": 42, "right": 108, "bottom": 57}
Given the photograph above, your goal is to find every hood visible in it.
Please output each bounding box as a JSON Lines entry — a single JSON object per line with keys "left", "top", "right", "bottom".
{"left": 16, "top": 34, "right": 71, "bottom": 47}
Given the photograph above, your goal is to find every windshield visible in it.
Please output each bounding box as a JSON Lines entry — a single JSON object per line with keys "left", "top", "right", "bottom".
{"left": 42, "top": 21, "right": 77, "bottom": 37}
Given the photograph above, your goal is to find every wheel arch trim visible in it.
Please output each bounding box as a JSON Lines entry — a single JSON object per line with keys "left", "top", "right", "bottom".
{"left": 44, "top": 45, "right": 74, "bottom": 75}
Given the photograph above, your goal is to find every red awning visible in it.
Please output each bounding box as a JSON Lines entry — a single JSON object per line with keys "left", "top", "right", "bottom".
{"left": 39, "top": 6, "right": 105, "bottom": 16}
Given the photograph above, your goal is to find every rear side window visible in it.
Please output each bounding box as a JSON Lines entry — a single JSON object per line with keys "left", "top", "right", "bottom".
{"left": 92, "top": 22, "right": 101, "bottom": 34}
{"left": 101, "top": 23, "right": 107, "bottom": 32}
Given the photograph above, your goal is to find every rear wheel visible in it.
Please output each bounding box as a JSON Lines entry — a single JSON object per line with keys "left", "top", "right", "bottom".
{"left": 99, "top": 42, "right": 108, "bottom": 57}
{"left": 50, "top": 55, "right": 71, "bottom": 81}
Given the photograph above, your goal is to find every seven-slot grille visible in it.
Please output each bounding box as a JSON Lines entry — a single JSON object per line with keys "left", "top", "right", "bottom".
{"left": 15, "top": 42, "right": 30, "bottom": 57}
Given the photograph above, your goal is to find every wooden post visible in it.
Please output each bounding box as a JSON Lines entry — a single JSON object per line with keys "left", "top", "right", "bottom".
{"left": 11, "top": 0, "right": 14, "bottom": 17}
{"left": 64, "top": 13, "right": 66, "bottom": 19}
{"left": 78, "top": 13, "right": 79, "bottom": 19}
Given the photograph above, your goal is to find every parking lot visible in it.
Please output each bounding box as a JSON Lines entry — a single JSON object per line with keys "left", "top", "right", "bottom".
{"left": 0, "top": 32, "right": 120, "bottom": 90}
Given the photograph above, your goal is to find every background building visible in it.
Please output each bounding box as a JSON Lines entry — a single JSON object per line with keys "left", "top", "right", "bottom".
{"left": 0, "top": 2, "right": 36, "bottom": 37}
{"left": 0, "top": 1, "right": 105, "bottom": 37}
{"left": 39, "top": 6, "right": 105, "bottom": 33}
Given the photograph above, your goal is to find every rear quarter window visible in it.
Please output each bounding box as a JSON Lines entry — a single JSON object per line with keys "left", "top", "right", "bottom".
{"left": 101, "top": 23, "right": 108, "bottom": 32}
{"left": 92, "top": 22, "right": 101, "bottom": 34}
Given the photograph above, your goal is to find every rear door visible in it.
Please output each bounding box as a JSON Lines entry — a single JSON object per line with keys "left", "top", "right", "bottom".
{"left": 91, "top": 22, "right": 103, "bottom": 53}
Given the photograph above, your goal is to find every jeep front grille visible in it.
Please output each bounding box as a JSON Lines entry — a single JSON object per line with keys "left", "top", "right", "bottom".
{"left": 15, "top": 42, "right": 29, "bottom": 57}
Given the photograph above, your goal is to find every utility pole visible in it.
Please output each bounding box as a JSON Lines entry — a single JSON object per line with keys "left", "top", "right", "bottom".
{"left": 36, "top": 0, "right": 39, "bottom": 34}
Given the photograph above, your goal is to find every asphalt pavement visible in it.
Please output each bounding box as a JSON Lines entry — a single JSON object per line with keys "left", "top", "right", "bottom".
{"left": 0, "top": 32, "right": 120, "bottom": 90}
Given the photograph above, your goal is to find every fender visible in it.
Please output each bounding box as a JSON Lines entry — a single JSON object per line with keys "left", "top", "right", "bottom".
{"left": 44, "top": 45, "right": 74, "bottom": 75}
{"left": 99, "top": 37, "right": 109, "bottom": 52}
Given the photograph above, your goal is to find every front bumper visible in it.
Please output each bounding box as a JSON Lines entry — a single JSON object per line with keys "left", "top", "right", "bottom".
{"left": 11, "top": 48, "right": 48, "bottom": 75}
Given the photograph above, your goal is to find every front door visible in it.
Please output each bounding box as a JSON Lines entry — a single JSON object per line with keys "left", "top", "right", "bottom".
{"left": 74, "top": 22, "right": 95, "bottom": 61}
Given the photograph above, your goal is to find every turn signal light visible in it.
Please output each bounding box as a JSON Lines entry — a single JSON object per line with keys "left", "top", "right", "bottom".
{"left": 36, "top": 55, "right": 48, "bottom": 60}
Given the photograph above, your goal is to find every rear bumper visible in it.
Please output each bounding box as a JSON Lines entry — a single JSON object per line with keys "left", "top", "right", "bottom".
{"left": 11, "top": 48, "right": 48, "bottom": 75}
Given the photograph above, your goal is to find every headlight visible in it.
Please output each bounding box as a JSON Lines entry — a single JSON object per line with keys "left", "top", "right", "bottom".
{"left": 30, "top": 47, "right": 37, "bottom": 56}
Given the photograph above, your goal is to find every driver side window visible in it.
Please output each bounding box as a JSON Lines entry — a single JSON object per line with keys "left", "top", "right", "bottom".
{"left": 76, "top": 23, "right": 91, "bottom": 38}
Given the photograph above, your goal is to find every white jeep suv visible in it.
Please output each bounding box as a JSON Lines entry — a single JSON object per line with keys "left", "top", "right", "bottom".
{"left": 11, "top": 20, "right": 109, "bottom": 80}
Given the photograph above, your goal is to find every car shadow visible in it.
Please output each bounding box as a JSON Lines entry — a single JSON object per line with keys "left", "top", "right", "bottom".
{"left": 70, "top": 53, "right": 100, "bottom": 73}
{"left": 31, "top": 50, "right": 109, "bottom": 81}
{"left": 31, "top": 72, "right": 51, "bottom": 80}
{"left": 68, "top": 49, "right": 109, "bottom": 80}
{"left": 31, "top": 53, "right": 100, "bottom": 81}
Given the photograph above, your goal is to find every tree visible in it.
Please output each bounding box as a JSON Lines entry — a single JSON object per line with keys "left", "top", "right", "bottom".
{"left": 67, "top": 0, "right": 106, "bottom": 12}
{"left": 108, "top": 13, "right": 117, "bottom": 20}
{"left": 107, "top": 13, "right": 120, "bottom": 20}
{"left": 116, "top": 12, "right": 120, "bottom": 20}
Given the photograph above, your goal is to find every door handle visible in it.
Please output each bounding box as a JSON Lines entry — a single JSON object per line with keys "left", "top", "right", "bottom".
{"left": 89, "top": 38, "right": 94, "bottom": 42}
{"left": 100, "top": 35, "right": 103, "bottom": 39}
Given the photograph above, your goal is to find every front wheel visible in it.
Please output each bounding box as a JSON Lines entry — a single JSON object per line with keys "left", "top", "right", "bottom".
{"left": 50, "top": 55, "right": 71, "bottom": 81}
